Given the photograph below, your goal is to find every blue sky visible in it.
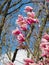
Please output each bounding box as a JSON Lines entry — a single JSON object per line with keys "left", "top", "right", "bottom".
{"left": 0, "top": 0, "right": 49, "bottom": 65}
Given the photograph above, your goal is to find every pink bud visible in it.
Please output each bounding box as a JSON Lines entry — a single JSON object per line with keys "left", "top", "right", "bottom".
{"left": 27, "top": 12, "right": 35, "bottom": 18}
{"left": 40, "top": 43, "right": 46, "bottom": 49}
{"left": 24, "top": 58, "right": 34, "bottom": 63}
{"left": 24, "top": 62, "right": 29, "bottom": 65}
{"left": 25, "top": 6, "right": 33, "bottom": 12}
{"left": 20, "top": 24, "right": 27, "bottom": 31}
{"left": 41, "top": 50, "right": 47, "bottom": 57}
{"left": 27, "top": 17, "right": 39, "bottom": 25}
{"left": 43, "top": 33, "right": 49, "bottom": 41}
{"left": 18, "top": 15, "right": 23, "bottom": 21}
{"left": 16, "top": 19, "right": 26, "bottom": 26}
{"left": 44, "top": 47, "right": 49, "bottom": 52}
{"left": 16, "top": 19, "right": 27, "bottom": 31}
{"left": 41, "top": 38, "right": 48, "bottom": 43}
{"left": 46, "top": 0, "right": 49, "bottom": 2}
{"left": 12, "top": 27, "right": 20, "bottom": 35}
{"left": 17, "top": 33, "right": 25, "bottom": 44}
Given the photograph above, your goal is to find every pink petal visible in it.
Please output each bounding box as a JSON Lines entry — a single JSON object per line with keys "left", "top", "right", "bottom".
{"left": 18, "top": 15, "right": 23, "bottom": 21}
{"left": 27, "top": 12, "right": 35, "bottom": 18}
{"left": 24, "top": 58, "right": 34, "bottom": 63}
{"left": 46, "top": 0, "right": 49, "bottom": 2}
{"left": 43, "top": 33, "right": 49, "bottom": 41}
{"left": 41, "top": 38, "right": 48, "bottom": 43}
{"left": 12, "top": 28, "right": 20, "bottom": 35}
{"left": 20, "top": 24, "right": 27, "bottom": 31}
{"left": 25, "top": 6, "right": 33, "bottom": 12}
{"left": 17, "top": 33, "right": 25, "bottom": 43}
{"left": 27, "top": 17, "right": 39, "bottom": 25}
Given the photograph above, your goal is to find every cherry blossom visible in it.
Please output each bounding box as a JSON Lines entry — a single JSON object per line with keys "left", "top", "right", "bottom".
{"left": 24, "top": 58, "right": 34, "bottom": 63}
{"left": 27, "top": 17, "right": 39, "bottom": 25}
{"left": 37, "top": 61, "right": 44, "bottom": 65}
{"left": 43, "top": 33, "right": 49, "bottom": 41}
{"left": 20, "top": 23, "right": 27, "bottom": 31}
{"left": 24, "top": 58, "right": 34, "bottom": 65}
{"left": 46, "top": 0, "right": 49, "bottom": 2}
{"left": 12, "top": 27, "right": 21, "bottom": 35}
{"left": 16, "top": 17, "right": 27, "bottom": 31}
{"left": 24, "top": 6, "right": 33, "bottom": 12}
{"left": 17, "top": 15, "right": 24, "bottom": 21}
{"left": 12, "top": 6, "right": 49, "bottom": 65}
{"left": 27, "top": 12, "right": 35, "bottom": 18}
{"left": 17, "top": 33, "right": 25, "bottom": 44}
{"left": 41, "top": 38, "right": 48, "bottom": 43}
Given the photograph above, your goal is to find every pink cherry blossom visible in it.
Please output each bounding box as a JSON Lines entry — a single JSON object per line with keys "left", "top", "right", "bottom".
{"left": 24, "top": 58, "right": 34, "bottom": 63}
{"left": 24, "top": 58, "right": 34, "bottom": 65}
{"left": 42, "top": 47, "right": 49, "bottom": 57}
{"left": 16, "top": 18, "right": 27, "bottom": 31}
{"left": 40, "top": 37, "right": 49, "bottom": 58}
{"left": 43, "top": 33, "right": 49, "bottom": 41}
{"left": 20, "top": 23, "right": 27, "bottom": 31}
{"left": 41, "top": 50, "right": 47, "bottom": 57}
{"left": 24, "top": 62, "right": 29, "bottom": 65}
{"left": 41, "top": 38, "right": 48, "bottom": 43}
{"left": 17, "top": 33, "right": 25, "bottom": 43}
{"left": 46, "top": 0, "right": 49, "bottom": 2}
{"left": 44, "top": 45, "right": 49, "bottom": 52}
{"left": 25, "top": 6, "right": 33, "bottom": 12}
{"left": 40, "top": 42, "right": 49, "bottom": 49}
{"left": 45, "top": 58, "right": 49, "bottom": 63}
{"left": 38, "top": 61, "right": 44, "bottom": 65}
{"left": 18, "top": 15, "right": 23, "bottom": 21}
{"left": 12, "top": 27, "right": 21, "bottom": 35}
{"left": 27, "top": 17, "right": 39, "bottom": 25}
{"left": 17, "top": 19, "right": 26, "bottom": 26}
{"left": 27, "top": 12, "right": 35, "bottom": 18}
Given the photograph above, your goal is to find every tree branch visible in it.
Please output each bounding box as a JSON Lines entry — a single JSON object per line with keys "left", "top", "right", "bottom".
{"left": 7, "top": 1, "right": 32, "bottom": 15}
{"left": 0, "top": 0, "right": 11, "bottom": 35}
{"left": 10, "top": 0, "right": 22, "bottom": 8}
{"left": 34, "top": 15, "right": 48, "bottom": 61}
{"left": 0, "top": 0, "right": 8, "bottom": 14}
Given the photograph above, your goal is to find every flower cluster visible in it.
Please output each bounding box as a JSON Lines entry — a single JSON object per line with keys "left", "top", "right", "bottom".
{"left": 40, "top": 33, "right": 49, "bottom": 58}
{"left": 12, "top": 6, "right": 49, "bottom": 65}
{"left": 24, "top": 58, "right": 34, "bottom": 65}
{"left": 39, "top": 33, "right": 49, "bottom": 64}
{"left": 24, "top": 58, "right": 43, "bottom": 65}
{"left": 12, "top": 6, "right": 39, "bottom": 44}
{"left": 23, "top": 33, "right": 49, "bottom": 65}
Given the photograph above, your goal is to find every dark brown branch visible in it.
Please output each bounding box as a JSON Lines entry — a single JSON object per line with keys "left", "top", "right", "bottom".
{"left": 10, "top": 0, "right": 22, "bottom": 8}
{"left": 0, "top": 0, "right": 8, "bottom": 14}
{"left": 7, "top": 1, "right": 32, "bottom": 15}
{"left": 12, "top": 48, "right": 18, "bottom": 62}
{"left": 7, "top": 0, "right": 46, "bottom": 16}
{"left": 26, "top": 24, "right": 34, "bottom": 39}
{"left": 34, "top": 15, "right": 48, "bottom": 61}
{"left": 0, "top": 0, "right": 7, "bottom": 8}
{"left": 12, "top": 44, "right": 28, "bottom": 62}
{"left": 0, "top": 0, "right": 11, "bottom": 35}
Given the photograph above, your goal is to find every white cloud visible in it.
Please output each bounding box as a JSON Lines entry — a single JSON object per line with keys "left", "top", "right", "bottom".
{"left": 14, "top": 49, "right": 27, "bottom": 65}
{"left": 0, "top": 49, "right": 27, "bottom": 65}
